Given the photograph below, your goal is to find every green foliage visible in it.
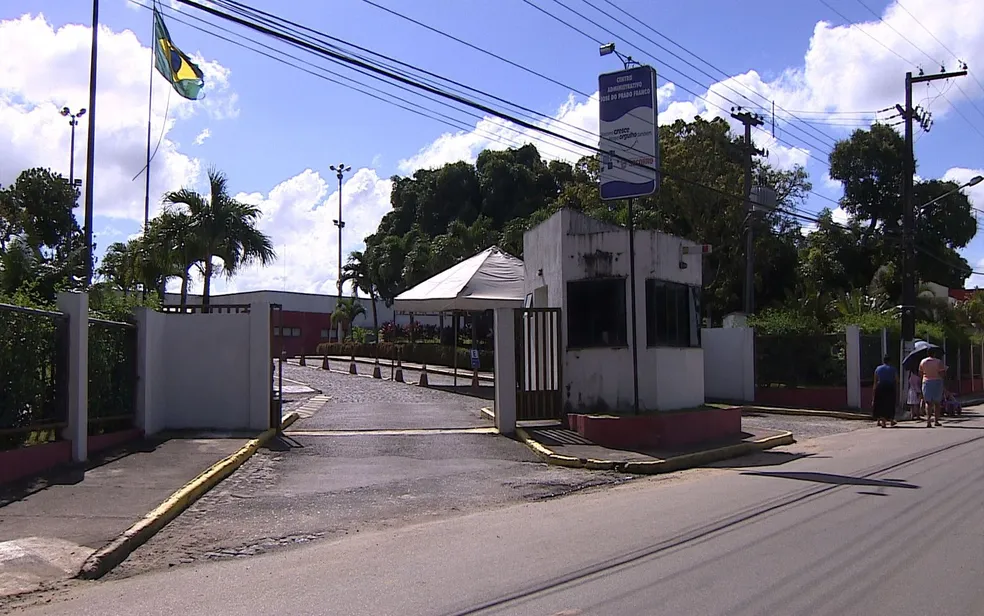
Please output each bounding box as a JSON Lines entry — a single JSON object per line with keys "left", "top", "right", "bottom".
{"left": 747, "top": 307, "right": 824, "bottom": 335}
{"left": 315, "top": 341, "right": 494, "bottom": 372}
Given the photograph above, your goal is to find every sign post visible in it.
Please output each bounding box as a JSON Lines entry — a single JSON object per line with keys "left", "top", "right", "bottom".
{"left": 598, "top": 65, "right": 659, "bottom": 415}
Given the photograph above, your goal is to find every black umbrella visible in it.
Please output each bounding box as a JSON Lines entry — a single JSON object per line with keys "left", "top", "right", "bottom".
{"left": 902, "top": 340, "right": 940, "bottom": 373}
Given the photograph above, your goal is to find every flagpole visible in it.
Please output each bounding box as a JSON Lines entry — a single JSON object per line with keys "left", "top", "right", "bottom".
{"left": 142, "top": 2, "right": 155, "bottom": 300}
{"left": 83, "top": 0, "right": 99, "bottom": 287}
{"left": 144, "top": 2, "right": 155, "bottom": 234}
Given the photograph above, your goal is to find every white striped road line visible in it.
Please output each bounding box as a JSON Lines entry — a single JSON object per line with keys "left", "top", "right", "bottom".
{"left": 289, "top": 394, "right": 331, "bottom": 420}
{"left": 287, "top": 427, "right": 500, "bottom": 437}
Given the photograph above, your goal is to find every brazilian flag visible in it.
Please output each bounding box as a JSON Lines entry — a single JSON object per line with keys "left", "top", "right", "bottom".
{"left": 153, "top": 8, "right": 205, "bottom": 100}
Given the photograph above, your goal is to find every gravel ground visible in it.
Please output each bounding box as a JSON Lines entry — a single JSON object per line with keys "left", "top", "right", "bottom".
{"left": 741, "top": 411, "right": 871, "bottom": 440}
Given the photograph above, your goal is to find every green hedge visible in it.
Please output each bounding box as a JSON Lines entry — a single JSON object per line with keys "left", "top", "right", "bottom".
{"left": 315, "top": 342, "right": 494, "bottom": 372}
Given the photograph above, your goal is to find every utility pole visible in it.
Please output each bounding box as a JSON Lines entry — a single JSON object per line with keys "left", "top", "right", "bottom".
{"left": 330, "top": 163, "right": 351, "bottom": 341}
{"left": 83, "top": 0, "right": 100, "bottom": 287}
{"left": 898, "top": 68, "right": 966, "bottom": 349}
{"left": 730, "top": 108, "right": 764, "bottom": 315}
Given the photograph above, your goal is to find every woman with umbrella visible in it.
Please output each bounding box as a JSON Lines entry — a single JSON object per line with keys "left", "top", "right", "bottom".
{"left": 871, "top": 355, "right": 898, "bottom": 427}
{"left": 903, "top": 340, "right": 945, "bottom": 427}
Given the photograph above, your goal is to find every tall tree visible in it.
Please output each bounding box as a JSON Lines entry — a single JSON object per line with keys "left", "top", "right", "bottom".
{"left": 828, "top": 125, "right": 976, "bottom": 292}
{"left": 331, "top": 297, "right": 366, "bottom": 341}
{"left": 163, "top": 168, "right": 276, "bottom": 309}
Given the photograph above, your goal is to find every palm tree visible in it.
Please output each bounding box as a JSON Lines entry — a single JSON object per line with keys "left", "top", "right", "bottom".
{"left": 163, "top": 168, "right": 276, "bottom": 310}
{"left": 97, "top": 241, "right": 143, "bottom": 296}
{"left": 331, "top": 297, "right": 366, "bottom": 342}
{"left": 341, "top": 250, "right": 378, "bottom": 341}
{"left": 144, "top": 208, "right": 201, "bottom": 309}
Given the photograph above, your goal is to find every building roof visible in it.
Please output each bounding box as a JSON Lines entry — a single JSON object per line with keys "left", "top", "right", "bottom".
{"left": 393, "top": 246, "right": 525, "bottom": 313}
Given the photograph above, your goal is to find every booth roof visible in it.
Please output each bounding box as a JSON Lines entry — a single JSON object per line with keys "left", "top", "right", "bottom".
{"left": 393, "top": 246, "right": 525, "bottom": 313}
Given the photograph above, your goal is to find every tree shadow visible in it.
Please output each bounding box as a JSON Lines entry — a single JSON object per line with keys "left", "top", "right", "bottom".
{"left": 0, "top": 437, "right": 162, "bottom": 508}
{"left": 427, "top": 384, "right": 495, "bottom": 401}
{"left": 708, "top": 451, "right": 813, "bottom": 468}
{"left": 741, "top": 471, "right": 920, "bottom": 489}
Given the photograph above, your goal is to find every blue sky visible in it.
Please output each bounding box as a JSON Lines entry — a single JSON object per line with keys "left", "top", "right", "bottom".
{"left": 2, "top": 0, "right": 984, "bottom": 293}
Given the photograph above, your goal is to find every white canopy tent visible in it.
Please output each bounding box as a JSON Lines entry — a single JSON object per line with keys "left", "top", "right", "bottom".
{"left": 394, "top": 246, "right": 524, "bottom": 388}
{"left": 393, "top": 246, "right": 525, "bottom": 313}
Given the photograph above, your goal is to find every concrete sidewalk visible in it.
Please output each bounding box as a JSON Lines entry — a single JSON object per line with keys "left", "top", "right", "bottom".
{"left": 519, "top": 426, "right": 794, "bottom": 473}
{"left": 0, "top": 434, "right": 252, "bottom": 597}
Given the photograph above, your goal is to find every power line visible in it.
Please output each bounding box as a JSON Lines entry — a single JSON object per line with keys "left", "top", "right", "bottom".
{"left": 593, "top": 0, "right": 840, "bottom": 147}
{"left": 817, "top": 0, "right": 916, "bottom": 66}
{"left": 526, "top": 0, "right": 834, "bottom": 166}
{"left": 553, "top": 0, "right": 842, "bottom": 155}
{"left": 851, "top": 0, "right": 984, "bottom": 124}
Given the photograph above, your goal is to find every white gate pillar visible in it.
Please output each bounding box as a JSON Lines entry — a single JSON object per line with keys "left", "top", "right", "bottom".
{"left": 846, "top": 325, "right": 861, "bottom": 410}
{"left": 493, "top": 308, "right": 516, "bottom": 435}
{"left": 57, "top": 291, "right": 88, "bottom": 462}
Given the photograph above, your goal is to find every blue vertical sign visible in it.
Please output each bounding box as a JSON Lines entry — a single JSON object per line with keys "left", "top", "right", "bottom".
{"left": 598, "top": 66, "right": 659, "bottom": 200}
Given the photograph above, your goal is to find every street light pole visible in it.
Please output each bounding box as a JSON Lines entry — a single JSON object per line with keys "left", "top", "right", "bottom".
{"left": 60, "top": 107, "right": 86, "bottom": 191}
{"left": 917, "top": 175, "right": 983, "bottom": 213}
{"left": 330, "top": 163, "right": 351, "bottom": 340}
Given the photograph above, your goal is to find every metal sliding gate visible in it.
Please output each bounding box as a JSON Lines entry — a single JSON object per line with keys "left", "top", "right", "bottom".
{"left": 514, "top": 307, "right": 563, "bottom": 422}
{"left": 270, "top": 303, "right": 284, "bottom": 430}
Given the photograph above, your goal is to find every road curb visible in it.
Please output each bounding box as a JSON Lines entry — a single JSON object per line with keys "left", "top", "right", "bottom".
{"left": 516, "top": 427, "right": 795, "bottom": 475}
{"left": 740, "top": 406, "right": 870, "bottom": 421}
{"left": 77, "top": 412, "right": 300, "bottom": 580}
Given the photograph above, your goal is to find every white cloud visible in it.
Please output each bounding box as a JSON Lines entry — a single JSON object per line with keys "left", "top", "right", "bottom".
{"left": 831, "top": 207, "right": 850, "bottom": 224}
{"left": 0, "top": 13, "right": 237, "bottom": 222}
{"left": 193, "top": 127, "right": 211, "bottom": 145}
{"left": 942, "top": 167, "right": 984, "bottom": 206}
{"left": 177, "top": 167, "right": 394, "bottom": 296}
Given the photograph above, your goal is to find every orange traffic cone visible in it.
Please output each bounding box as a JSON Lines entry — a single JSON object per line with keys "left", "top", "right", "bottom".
{"left": 394, "top": 359, "right": 405, "bottom": 383}
{"left": 321, "top": 355, "right": 330, "bottom": 370}
{"left": 471, "top": 369, "right": 480, "bottom": 392}
{"left": 417, "top": 363, "right": 429, "bottom": 387}
{"left": 372, "top": 359, "right": 382, "bottom": 379}
{"left": 349, "top": 354, "right": 358, "bottom": 375}
{"left": 299, "top": 355, "right": 306, "bottom": 367}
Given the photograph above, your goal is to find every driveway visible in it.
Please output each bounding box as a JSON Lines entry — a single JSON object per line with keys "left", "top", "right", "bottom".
{"left": 101, "top": 366, "right": 629, "bottom": 580}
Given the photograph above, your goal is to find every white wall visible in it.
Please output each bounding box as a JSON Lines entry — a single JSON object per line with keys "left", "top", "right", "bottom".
{"left": 523, "top": 209, "right": 705, "bottom": 412}
{"left": 702, "top": 327, "right": 755, "bottom": 402}
{"left": 137, "top": 304, "right": 271, "bottom": 433}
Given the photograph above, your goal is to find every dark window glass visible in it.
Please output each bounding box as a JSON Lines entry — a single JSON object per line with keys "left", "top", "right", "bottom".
{"left": 566, "top": 278, "right": 628, "bottom": 348}
{"left": 646, "top": 279, "right": 698, "bottom": 347}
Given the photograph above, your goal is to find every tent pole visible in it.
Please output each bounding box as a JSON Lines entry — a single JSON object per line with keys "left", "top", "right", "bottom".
{"left": 453, "top": 311, "right": 458, "bottom": 387}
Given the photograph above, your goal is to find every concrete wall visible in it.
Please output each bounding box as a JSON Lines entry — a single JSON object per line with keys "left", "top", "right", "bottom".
{"left": 702, "top": 327, "right": 755, "bottom": 402}
{"left": 137, "top": 303, "right": 271, "bottom": 433}
{"left": 523, "top": 209, "right": 705, "bottom": 412}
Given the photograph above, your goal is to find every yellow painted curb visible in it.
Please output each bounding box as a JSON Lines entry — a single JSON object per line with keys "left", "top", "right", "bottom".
{"left": 77, "top": 412, "right": 300, "bottom": 580}
{"left": 480, "top": 407, "right": 494, "bottom": 422}
{"left": 516, "top": 427, "right": 795, "bottom": 476}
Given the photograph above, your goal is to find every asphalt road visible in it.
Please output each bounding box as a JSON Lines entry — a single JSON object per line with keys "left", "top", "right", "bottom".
{"left": 16, "top": 410, "right": 984, "bottom": 615}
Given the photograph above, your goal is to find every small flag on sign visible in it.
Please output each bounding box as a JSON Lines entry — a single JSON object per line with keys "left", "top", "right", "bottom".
{"left": 153, "top": 8, "right": 205, "bottom": 100}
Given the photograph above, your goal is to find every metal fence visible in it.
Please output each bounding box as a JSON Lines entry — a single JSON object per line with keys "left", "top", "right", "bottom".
{"left": 88, "top": 317, "right": 138, "bottom": 435}
{"left": 859, "top": 334, "right": 883, "bottom": 387}
{"left": 0, "top": 303, "right": 69, "bottom": 450}
{"left": 160, "top": 304, "right": 251, "bottom": 314}
{"left": 756, "top": 333, "right": 847, "bottom": 387}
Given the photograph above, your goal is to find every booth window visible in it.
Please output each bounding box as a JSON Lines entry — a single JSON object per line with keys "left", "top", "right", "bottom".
{"left": 646, "top": 279, "right": 699, "bottom": 347}
{"left": 567, "top": 278, "right": 627, "bottom": 348}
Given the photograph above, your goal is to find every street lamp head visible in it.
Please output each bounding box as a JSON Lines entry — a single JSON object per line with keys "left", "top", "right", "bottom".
{"left": 61, "top": 107, "right": 70, "bottom": 117}
{"left": 599, "top": 42, "right": 615, "bottom": 56}
{"left": 968, "top": 175, "right": 983, "bottom": 187}
{"left": 78, "top": 108, "right": 86, "bottom": 117}
{"left": 330, "top": 165, "right": 337, "bottom": 171}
